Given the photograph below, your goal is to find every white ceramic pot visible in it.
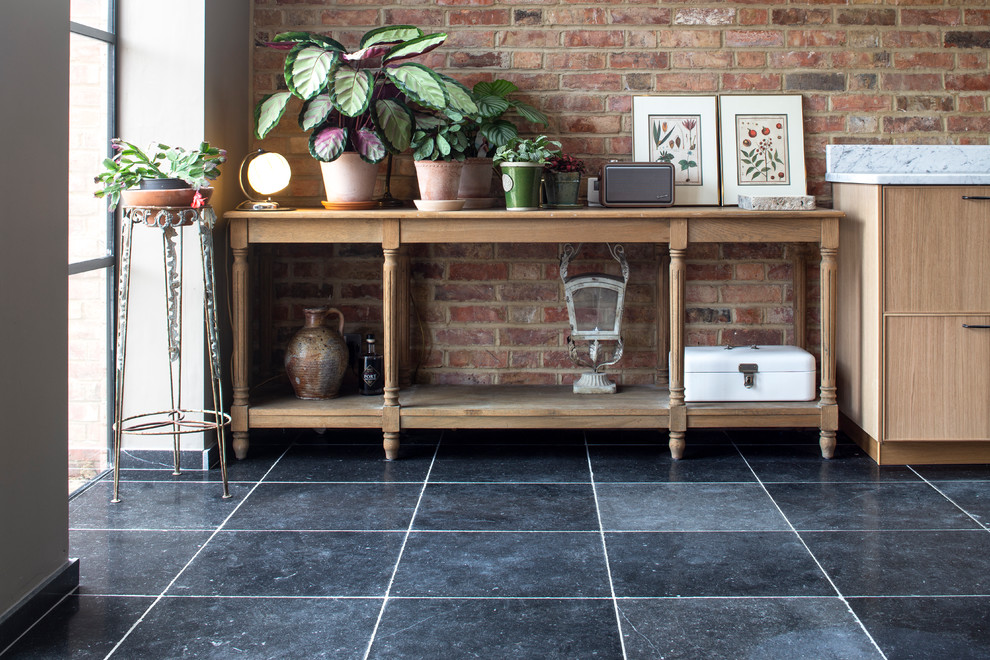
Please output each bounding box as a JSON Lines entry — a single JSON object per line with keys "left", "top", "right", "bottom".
{"left": 414, "top": 160, "right": 464, "bottom": 201}
{"left": 320, "top": 153, "right": 378, "bottom": 203}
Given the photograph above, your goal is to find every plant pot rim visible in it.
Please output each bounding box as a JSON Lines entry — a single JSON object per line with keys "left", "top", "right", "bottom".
{"left": 138, "top": 177, "right": 191, "bottom": 190}
{"left": 498, "top": 161, "right": 543, "bottom": 168}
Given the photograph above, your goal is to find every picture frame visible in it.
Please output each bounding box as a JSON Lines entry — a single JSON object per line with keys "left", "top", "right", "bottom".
{"left": 718, "top": 95, "right": 806, "bottom": 206}
{"left": 632, "top": 95, "right": 720, "bottom": 206}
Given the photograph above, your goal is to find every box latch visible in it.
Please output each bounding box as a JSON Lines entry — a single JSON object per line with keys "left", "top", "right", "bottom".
{"left": 738, "top": 363, "right": 758, "bottom": 389}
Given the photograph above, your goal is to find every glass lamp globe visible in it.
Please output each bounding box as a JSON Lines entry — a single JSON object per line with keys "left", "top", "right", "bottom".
{"left": 247, "top": 152, "right": 291, "bottom": 195}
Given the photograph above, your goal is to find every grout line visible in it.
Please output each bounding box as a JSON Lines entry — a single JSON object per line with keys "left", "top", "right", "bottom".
{"left": 733, "top": 443, "right": 889, "bottom": 660}
{"left": 586, "top": 432, "right": 629, "bottom": 660}
{"left": 362, "top": 435, "right": 443, "bottom": 660}
{"left": 908, "top": 466, "right": 990, "bottom": 532}
{"left": 100, "top": 444, "right": 294, "bottom": 660}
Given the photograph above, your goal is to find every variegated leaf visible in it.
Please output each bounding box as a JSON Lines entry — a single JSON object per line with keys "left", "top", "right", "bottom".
{"left": 298, "top": 94, "right": 333, "bottom": 131}
{"left": 285, "top": 45, "right": 337, "bottom": 100}
{"left": 382, "top": 33, "right": 446, "bottom": 65}
{"left": 385, "top": 63, "right": 447, "bottom": 111}
{"left": 254, "top": 91, "right": 291, "bottom": 139}
{"left": 331, "top": 68, "right": 373, "bottom": 118}
{"left": 309, "top": 126, "right": 347, "bottom": 162}
{"left": 353, "top": 128, "right": 387, "bottom": 163}
{"left": 373, "top": 98, "right": 415, "bottom": 153}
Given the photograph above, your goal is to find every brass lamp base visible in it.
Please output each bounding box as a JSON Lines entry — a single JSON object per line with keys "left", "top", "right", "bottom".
{"left": 572, "top": 371, "right": 616, "bottom": 394}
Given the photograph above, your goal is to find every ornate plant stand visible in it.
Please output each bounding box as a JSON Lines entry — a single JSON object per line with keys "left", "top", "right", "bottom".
{"left": 112, "top": 205, "right": 230, "bottom": 502}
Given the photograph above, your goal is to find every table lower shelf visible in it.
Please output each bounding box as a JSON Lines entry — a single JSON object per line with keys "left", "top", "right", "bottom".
{"left": 246, "top": 384, "right": 826, "bottom": 431}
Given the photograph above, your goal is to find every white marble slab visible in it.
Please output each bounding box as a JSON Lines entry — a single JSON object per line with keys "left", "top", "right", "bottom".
{"left": 825, "top": 145, "right": 990, "bottom": 184}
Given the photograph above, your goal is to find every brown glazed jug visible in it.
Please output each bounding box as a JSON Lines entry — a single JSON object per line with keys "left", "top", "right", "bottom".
{"left": 284, "top": 306, "right": 348, "bottom": 400}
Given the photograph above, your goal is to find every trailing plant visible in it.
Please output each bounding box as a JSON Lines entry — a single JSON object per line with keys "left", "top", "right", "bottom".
{"left": 492, "top": 135, "right": 561, "bottom": 167}
{"left": 93, "top": 139, "right": 226, "bottom": 210}
{"left": 544, "top": 153, "right": 586, "bottom": 174}
{"left": 467, "top": 79, "right": 549, "bottom": 157}
{"left": 410, "top": 114, "right": 471, "bottom": 161}
{"left": 254, "top": 27, "right": 477, "bottom": 164}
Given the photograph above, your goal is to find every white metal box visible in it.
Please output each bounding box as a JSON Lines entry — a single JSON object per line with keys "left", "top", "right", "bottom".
{"left": 683, "top": 345, "right": 816, "bottom": 402}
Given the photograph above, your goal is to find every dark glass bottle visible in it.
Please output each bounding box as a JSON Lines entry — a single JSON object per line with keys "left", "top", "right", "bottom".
{"left": 359, "top": 333, "right": 384, "bottom": 395}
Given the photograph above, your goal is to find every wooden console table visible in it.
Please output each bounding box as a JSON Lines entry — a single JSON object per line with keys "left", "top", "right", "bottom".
{"left": 227, "top": 207, "right": 840, "bottom": 461}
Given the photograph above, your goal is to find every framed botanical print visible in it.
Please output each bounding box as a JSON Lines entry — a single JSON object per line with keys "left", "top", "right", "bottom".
{"left": 632, "top": 95, "right": 720, "bottom": 205}
{"left": 718, "top": 95, "right": 806, "bottom": 206}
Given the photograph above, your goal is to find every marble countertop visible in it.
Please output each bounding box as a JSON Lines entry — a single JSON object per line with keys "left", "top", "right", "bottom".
{"left": 825, "top": 145, "right": 990, "bottom": 185}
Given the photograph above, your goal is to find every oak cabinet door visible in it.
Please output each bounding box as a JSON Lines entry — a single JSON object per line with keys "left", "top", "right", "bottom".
{"left": 884, "top": 316, "right": 990, "bottom": 441}
{"left": 883, "top": 187, "right": 990, "bottom": 313}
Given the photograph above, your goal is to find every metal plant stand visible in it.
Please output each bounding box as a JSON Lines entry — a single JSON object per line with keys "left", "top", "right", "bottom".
{"left": 112, "top": 206, "right": 230, "bottom": 502}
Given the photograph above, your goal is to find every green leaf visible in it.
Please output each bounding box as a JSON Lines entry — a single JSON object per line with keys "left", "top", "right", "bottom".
{"left": 435, "top": 73, "right": 478, "bottom": 117}
{"left": 254, "top": 91, "right": 292, "bottom": 139}
{"left": 360, "top": 25, "right": 423, "bottom": 49}
{"left": 299, "top": 93, "right": 333, "bottom": 131}
{"left": 373, "top": 99, "right": 415, "bottom": 153}
{"left": 480, "top": 119, "right": 517, "bottom": 149}
{"left": 273, "top": 32, "right": 345, "bottom": 51}
{"left": 331, "top": 67, "right": 373, "bottom": 117}
{"left": 353, "top": 128, "right": 387, "bottom": 163}
{"left": 510, "top": 99, "right": 548, "bottom": 126}
{"left": 436, "top": 133, "right": 451, "bottom": 157}
{"left": 412, "top": 140, "right": 433, "bottom": 161}
{"left": 285, "top": 45, "right": 338, "bottom": 100}
{"left": 474, "top": 79, "right": 517, "bottom": 98}
{"left": 342, "top": 44, "right": 392, "bottom": 62}
{"left": 383, "top": 33, "right": 447, "bottom": 64}
{"left": 309, "top": 125, "right": 347, "bottom": 161}
{"left": 475, "top": 95, "right": 510, "bottom": 119}
{"left": 385, "top": 63, "right": 447, "bottom": 111}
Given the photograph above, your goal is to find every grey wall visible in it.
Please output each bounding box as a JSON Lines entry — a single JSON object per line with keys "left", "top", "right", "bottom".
{"left": 0, "top": 0, "right": 72, "bottom": 618}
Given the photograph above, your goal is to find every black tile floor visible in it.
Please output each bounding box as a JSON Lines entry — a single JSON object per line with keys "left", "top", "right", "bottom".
{"left": 5, "top": 428, "right": 990, "bottom": 659}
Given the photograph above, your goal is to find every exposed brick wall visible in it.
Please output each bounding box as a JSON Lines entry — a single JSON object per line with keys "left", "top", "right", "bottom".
{"left": 250, "top": 0, "right": 987, "bottom": 387}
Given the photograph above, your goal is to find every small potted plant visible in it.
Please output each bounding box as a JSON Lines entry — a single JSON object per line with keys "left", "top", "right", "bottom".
{"left": 255, "top": 27, "right": 476, "bottom": 206}
{"left": 94, "top": 139, "right": 226, "bottom": 211}
{"left": 410, "top": 113, "right": 471, "bottom": 208}
{"left": 543, "top": 153, "right": 586, "bottom": 208}
{"left": 492, "top": 135, "right": 561, "bottom": 211}
{"left": 457, "top": 79, "right": 549, "bottom": 202}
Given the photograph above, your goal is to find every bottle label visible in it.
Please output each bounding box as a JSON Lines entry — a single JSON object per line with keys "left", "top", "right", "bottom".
{"left": 362, "top": 365, "right": 380, "bottom": 388}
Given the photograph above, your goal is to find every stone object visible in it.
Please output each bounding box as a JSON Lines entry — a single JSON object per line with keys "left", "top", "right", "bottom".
{"left": 737, "top": 194, "right": 816, "bottom": 211}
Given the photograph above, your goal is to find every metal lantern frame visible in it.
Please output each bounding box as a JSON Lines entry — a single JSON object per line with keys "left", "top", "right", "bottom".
{"left": 559, "top": 243, "right": 630, "bottom": 393}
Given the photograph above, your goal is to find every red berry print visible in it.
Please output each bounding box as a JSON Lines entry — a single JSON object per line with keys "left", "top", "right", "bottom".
{"left": 761, "top": 127, "right": 771, "bottom": 135}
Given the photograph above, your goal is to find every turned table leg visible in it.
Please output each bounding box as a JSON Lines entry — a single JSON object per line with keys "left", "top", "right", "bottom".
{"left": 383, "top": 244, "right": 401, "bottom": 459}
{"left": 231, "top": 222, "right": 251, "bottom": 460}
{"left": 668, "top": 242, "right": 687, "bottom": 460}
{"left": 819, "top": 240, "right": 839, "bottom": 459}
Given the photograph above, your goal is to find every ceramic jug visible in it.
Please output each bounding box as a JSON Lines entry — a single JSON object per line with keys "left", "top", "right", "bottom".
{"left": 284, "top": 306, "right": 348, "bottom": 399}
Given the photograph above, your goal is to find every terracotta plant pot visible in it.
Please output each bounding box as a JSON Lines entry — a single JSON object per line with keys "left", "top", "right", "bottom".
{"left": 499, "top": 162, "right": 543, "bottom": 211}
{"left": 320, "top": 153, "right": 379, "bottom": 203}
{"left": 119, "top": 186, "right": 213, "bottom": 212}
{"left": 414, "top": 160, "right": 464, "bottom": 201}
{"left": 457, "top": 157, "right": 496, "bottom": 199}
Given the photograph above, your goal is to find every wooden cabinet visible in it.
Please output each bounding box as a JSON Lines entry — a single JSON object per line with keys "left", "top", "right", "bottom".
{"left": 835, "top": 184, "right": 990, "bottom": 464}
{"left": 226, "top": 207, "right": 841, "bottom": 462}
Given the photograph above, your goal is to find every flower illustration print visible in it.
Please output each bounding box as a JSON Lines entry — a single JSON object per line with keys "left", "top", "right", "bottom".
{"left": 736, "top": 114, "right": 789, "bottom": 185}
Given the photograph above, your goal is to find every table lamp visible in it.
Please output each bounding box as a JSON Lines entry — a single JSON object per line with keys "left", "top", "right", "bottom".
{"left": 237, "top": 149, "right": 292, "bottom": 210}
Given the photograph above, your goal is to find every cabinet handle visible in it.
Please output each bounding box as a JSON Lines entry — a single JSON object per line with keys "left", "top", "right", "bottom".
{"left": 961, "top": 196, "right": 990, "bottom": 200}
{"left": 962, "top": 324, "right": 990, "bottom": 329}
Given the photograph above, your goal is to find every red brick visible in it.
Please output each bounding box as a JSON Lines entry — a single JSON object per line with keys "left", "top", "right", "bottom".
{"left": 382, "top": 9, "right": 444, "bottom": 26}
{"left": 543, "top": 94, "right": 606, "bottom": 112}
{"left": 894, "top": 53, "right": 955, "bottom": 69}
{"left": 545, "top": 7, "right": 608, "bottom": 25}
{"left": 546, "top": 52, "right": 607, "bottom": 70}
{"left": 434, "top": 284, "right": 496, "bottom": 302}
{"left": 837, "top": 8, "right": 896, "bottom": 25}
{"left": 947, "top": 74, "right": 990, "bottom": 91}
{"left": 687, "top": 264, "right": 733, "bottom": 280}
{"left": 725, "top": 30, "right": 785, "bottom": 47}
{"left": 674, "top": 8, "right": 736, "bottom": 25}
{"left": 768, "top": 51, "right": 828, "bottom": 69}
{"left": 500, "top": 282, "right": 559, "bottom": 302}
{"left": 771, "top": 8, "right": 831, "bottom": 25}
{"left": 655, "top": 72, "right": 719, "bottom": 92}
{"left": 735, "top": 51, "right": 766, "bottom": 68}
{"left": 901, "top": 9, "right": 960, "bottom": 26}
{"left": 739, "top": 8, "right": 768, "bottom": 25}
{"left": 722, "top": 328, "right": 785, "bottom": 345}
{"left": 448, "top": 350, "right": 508, "bottom": 369}
{"left": 610, "top": 8, "right": 672, "bottom": 25}
{"left": 562, "top": 30, "right": 625, "bottom": 48}
{"left": 445, "top": 30, "right": 496, "bottom": 48}
{"left": 610, "top": 53, "right": 669, "bottom": 69}
{"left": 722, "top": 73, "right": 781, "bottom": 91}
{"left": 657, "top": 29, "right": 722, "bottom": 48}
{"left": 672, "top": 50, "right": 734, "bottom": 69}
{"left": 959, "top": 95, "right": 987, "bottom": 112}
{"left": 513, "top": 51, "right": 543, "bottom": 69}
{"left": 500, "top": 30, "right": 558, "bottom": 48}
{"left": 735, "top": 263, "right": 765, "bottom": 281}
{"left": 686, "top": 284, "right": 718, "bottom": 304}
{"left": 435, "top": 328, "right": 496, "bottom": 346}
{"left": 787, "top": 30, "right": 846, "bottom": 47}
{"left": 449, "top": 263, "right": 509, "bottom": 280}
{"left": 562, "top": 73, "right": 622, "bottom": 91}
{"left": 882, "top": 31, "right": 940, "bottom": 48}
{"left": 884, "top": 116, "right": 944, "bottom": 133}
{"left": 449, "top": 52, "right": 509, "bottom": 68}
{"left": 449, "top": 9, "right": 512, "bottom": 26}
{"left": 733, "top": 307, "right": 763, "bottom": 325}
{"left": 560, "top": 115, "right": 622, "bottom": 134}
{"left": 957, "top": 52, "right": 988, "bottom": 69}
{"left": 883, "top": 73, "right": 943, "bottom": 91}
{"left": 499, "top": 328, "right": 560, "bottom": 347}
{"left": 831, "top": 95, "right": 891, "bottom": 112}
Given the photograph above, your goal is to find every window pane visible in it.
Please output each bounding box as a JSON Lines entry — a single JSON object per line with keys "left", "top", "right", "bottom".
{"left": 71, "top": 0, "right": 111, "bottom": 33}
{"left": 69, "top": 32, "right": 112, "bottom": 264}
{"left": 69, "top": 269, "right": 110, "bottom": 494}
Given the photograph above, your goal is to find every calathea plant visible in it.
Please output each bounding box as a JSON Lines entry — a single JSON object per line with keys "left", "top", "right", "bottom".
{"left": 254, "top": 27, "right": 477, "bottom": 164}
{"left": 468, "top": 79, "right": 549, "bottom": 157}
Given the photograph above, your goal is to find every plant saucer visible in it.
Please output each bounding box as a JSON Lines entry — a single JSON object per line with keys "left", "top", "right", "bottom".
{"left": 413, "top": 199, "right": 466, "bottom": 211}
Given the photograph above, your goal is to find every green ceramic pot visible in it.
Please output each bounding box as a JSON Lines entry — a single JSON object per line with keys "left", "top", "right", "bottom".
{"left": 499, "top": 162, "right": 543, "bottom": 211}
{"left": 544, "top": 171, "right": 582, "bottom": 207}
